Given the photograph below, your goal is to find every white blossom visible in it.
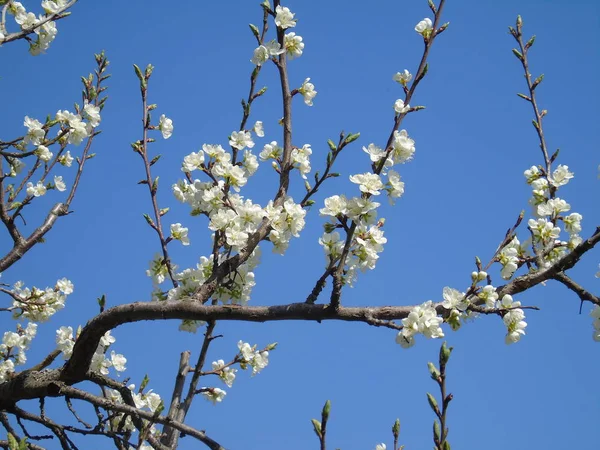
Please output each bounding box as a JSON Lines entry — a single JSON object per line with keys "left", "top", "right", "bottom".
{"left": 54, "top": 175, "right": 66, "bottom": 192}
{"left": 394, "top": 99, "right": 410, "bottom": 114}
{"left": 393, "top": 70, "right": 412, "bottom": 86}
{"left": 260, "top": 141, "right": 283, "bottom": 161}
{"left": 253, "top": 120, "right": 264, "bottom": 137}
{"left": 391, "top": 129, "right": 415, "bottom": 164}
{"left": 35, "top": 145, "right": 53, "bottom": 162}
{"left": 284, "top": 32, "right": 304, "bottom": 59}
{"left": 26, "top": 181, "right": 47, "bottom": 197}
{"left": 386, "top": 170, "right": 405, "bottom": 203}
{"left": 363, "top": 143, "right": 386, "bottom": 163}
{"left": 182, "top": 151, "right": 205, "bottom": 172}
{"left": 58, "top": 151, "right": 73, "bottom": 167}
{"left": 320, "top": 195, "right": 347, "bottom": 217}
{"left": 57, "top": 278, "right": 74, "bottom": 294}
{"left": 56, "top": 326, "right": 74, "bottom": 358}
{"left": 275, "top": 5, "right": 296, "bottom": 29}
{"left": 110, "top": 351, "right": 127, "bottom": 372}
{"left": 158, "top": 114, "right": 173, "bottom": 139}
{"left": 170, "top": 223, "right": 190, "bottom": 246}
{"left": 478, "top": 285, "right": 499, "bottom": 308}
{"left": 550, "top": 165, "right": 574, "bottom": 187}
{"left": 299, "top": 78, "right": 317, "bottom": 106}
{"left": 415, "top": 18, "right": 433, "bottom": 36}
{"left": 349, "top": 173, "right": 384, "bottom": 196}
{"left": 202, "top": 387, "right": 226, "bottom": 404}
{"left": 229, "top": 130, "right": 255, "bottom": 150}
{"left": 83, "top": 102, "right": 101, "bottom": 127}
{"left": 24, "top": 116, "right": 45, "bottom": 145}
{"left": 537, "top": 198, "right": 570, "bottom": 217}
{"left": 251, "top": 40, "right": 285, "bottom": 65}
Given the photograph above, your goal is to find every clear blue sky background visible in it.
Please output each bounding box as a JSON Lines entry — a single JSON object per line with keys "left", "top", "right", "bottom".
{"left": 1, "top": 0, "right": 599, "bottom": 449}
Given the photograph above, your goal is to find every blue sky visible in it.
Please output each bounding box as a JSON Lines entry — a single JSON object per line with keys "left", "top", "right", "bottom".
{"left": 1, "top": 0, "right": 599, "bottom": 449}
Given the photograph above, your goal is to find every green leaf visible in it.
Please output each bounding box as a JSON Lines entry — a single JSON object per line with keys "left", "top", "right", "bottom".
{"left": 150, "top": 154, "right": 162, "bottom": 166}
{"left": 145, "top": 64, "right": 155, "bottom": 79}
{"left": 512, "top": 49, "right": 524, "bottom": 61}
{"left": 97, "top": 294, "right": 106, "bottom": 310}
{"left": 322, "top": 400, "right": 331, "bottom": 420}
{"left": 428, "top": 361, "right": 441, "bottom": 380}
{"left": 249, "top": 23, "right": 260, "bottom": 37}
{"left": 439, "top": 341, "right": 452, "bottom": 366}
{"left": 392, "top": 418, "right": 400, "bottom": 438}
{"left": 427, "top": 393, "right": 439, "bottom": 413}
{"left": 344, "top": 132, "right": 360, "bottom": 144}
{"left": 133, "top": 64, "right": 146, "bottom": 89}
{"left": 140, "top": 374, "right": 150, "bottom": 391}
{"left": 143, "top": 213, "right": 155, "bottom": 227}
{"left": 311, "top": 419, "right": 322, "bottom": 439}
{"left": 7, "top": 433, "right": 18, "bottom": 450}
{"left": 327, "top": 139, "right": 337, "bottom": 152}
{"left": 433, "top": 420, "right": 441, "bottom": 443}
{"left": 532, "top": 74, "right": 544, "bottom": 89}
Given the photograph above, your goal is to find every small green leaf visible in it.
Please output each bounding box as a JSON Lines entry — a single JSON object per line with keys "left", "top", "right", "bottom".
{"left": 322, "top": 400, "right": 331, "bottom": 420}
{"left": 133, "top": 64, "right": 146, "bottom": 88}
{"left": 440, "top": 341, "right": 453, "bottom": 366}
{"left": 327, "top": 139, "right": 337, "bottom": 152}
{"left": 512, "top": 49, "right": 524, "bottom": 61}
{"left": 150, "top": 154, "right": 162, "bottom": 166}
{"left": 427, "top": 393, "right": 439, "bottom": 413}
{"left": 392, "top": 418, "right": 400, "bottom": 438}
{"left": 428, "top": 361, "right": 441, "bottom": 380}
{"left": 145, "top": 64, "right": 154, "bottom": 79}
{"left": 249, "top": 23, "right": 260, "bottom": 37}
{"left": 532, "top": 74, "right": 544, "bottom": 89}
{"left": 143, "top": 213, "right": 154, "bottom": 227}
{"left": 344, "top": 132, "right": 360, "bottom": 144}
{"left": 7, "top": 433, "right": 18, "bottom": 450}
{"left": 433, "top": 420, "right": 441, "bottom": 442}
{"left": 311, "top": 419, "right": 322, "bottom": 439}
{"left": 97, "top": 294, "right": 106, "bottom": 311}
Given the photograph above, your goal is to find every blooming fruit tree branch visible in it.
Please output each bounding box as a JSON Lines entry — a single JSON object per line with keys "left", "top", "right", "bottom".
{"left": 0, "top": 1, "right": 598, "bottom": 449}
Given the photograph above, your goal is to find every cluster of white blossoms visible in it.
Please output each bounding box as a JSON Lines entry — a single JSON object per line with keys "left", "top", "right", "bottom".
{"left": 2, "top": 1, "right": 68, "bottom": 54}
{"left": 164, "top": 249, "right": 259, "bottom": 314}
{"left": 10, "top": 278, "right": 74, "bottom": 322}
{"left": 90, "top": 330, "right": 127, "bottom": 375}
{"left": 167, "top": 115, "right": 308, "bottom": 309}
{"left": 56, "top": 326, "right": 127, "bottom": 374}
{"left": 250, "top": 5, "right": 317, "bottom": 106}
{"left": 17, "top": 105, "right": 101, "bottom": 197}
{"left": 107, "top": 383, "right": 162, "bottom": 436}
{"left": 396, "top": 301, "right": 444, "bottom": 349}
{"left": 318, "top": 116, "right": 415, "bottom": 284}
{"left": 399, "top": 269, "right": 528, "bottom": 348}
{"left": 201, "top": 341, "right": 274, "bottom": 405}
{"left": 0, "top": 323, "right": 37, "bottom": 382}
{"left": 499, "top": 295, "right": 527, "bottom": 344}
